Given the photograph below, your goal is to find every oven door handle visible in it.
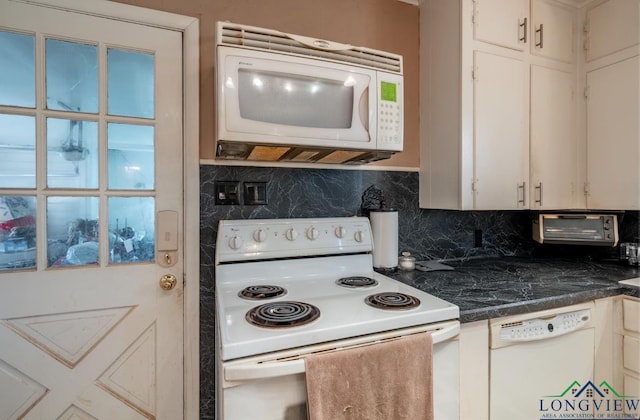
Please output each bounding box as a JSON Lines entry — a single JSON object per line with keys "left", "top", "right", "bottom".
{"left": 224, "top": 323, "right": 460, "bottom": 382}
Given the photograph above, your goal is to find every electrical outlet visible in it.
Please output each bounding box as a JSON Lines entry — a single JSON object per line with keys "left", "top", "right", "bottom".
{"left": 214, "top": 181, "right": 240, "bottom": 205}
{"left": 474, "top": 229, "right": 483, "bottom": 247}
{"left": 244, "top": 182, "right": 268, "bottom": 205}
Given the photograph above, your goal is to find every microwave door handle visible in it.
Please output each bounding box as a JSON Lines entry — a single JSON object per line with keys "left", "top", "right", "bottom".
{"left": 224, "top": 323, "right": 459, "bottom": 382}
{"left": 358, "top": 86, "right": 369, "bottom": 133}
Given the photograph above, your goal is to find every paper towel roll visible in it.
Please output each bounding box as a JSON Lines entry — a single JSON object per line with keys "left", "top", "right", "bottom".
{"left": 369, "top": 209, "right": 398, "bottom": 270}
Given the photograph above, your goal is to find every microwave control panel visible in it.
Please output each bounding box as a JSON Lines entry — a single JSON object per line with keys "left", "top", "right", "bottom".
{"left": 377, "top": 74, "right": 403, "bottom": 150}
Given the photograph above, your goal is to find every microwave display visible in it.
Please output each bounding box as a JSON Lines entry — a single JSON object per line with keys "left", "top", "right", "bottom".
{"left": 238, "top": 68, "right": 356, "bottom": 129}
{"left": 381, "top": 81, "right": 397, "bottom": 102}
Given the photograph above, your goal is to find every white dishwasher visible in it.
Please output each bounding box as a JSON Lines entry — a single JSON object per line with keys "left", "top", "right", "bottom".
{"left": 489, "top": 302, "right": 595, "bottom": 420}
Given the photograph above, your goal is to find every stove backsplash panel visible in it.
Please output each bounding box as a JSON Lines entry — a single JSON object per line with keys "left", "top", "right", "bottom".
{"left": 201, "top": 165, "right": 535, "bottom": 264}
{"left": 199, "top": 164, "right": 640, "bottom": 418}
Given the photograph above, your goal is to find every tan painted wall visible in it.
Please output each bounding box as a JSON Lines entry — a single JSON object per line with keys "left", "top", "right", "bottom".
{"left": 111, "top": 0, "right": 420, "bottom": 168}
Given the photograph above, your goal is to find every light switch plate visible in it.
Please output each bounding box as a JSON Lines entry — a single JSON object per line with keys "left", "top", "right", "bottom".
{"left": 244, "top": 182, "right": 268, "bottom": 205}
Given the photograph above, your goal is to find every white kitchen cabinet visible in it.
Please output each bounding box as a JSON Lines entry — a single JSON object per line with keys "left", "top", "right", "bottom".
{"left": 419, "top": 0, "right": 577, "bottom": 210}
{"left": 474, "top": 51, "right": 529, "bottom": 210}
{"left": 615, "top": 296, "right": 640, "bottom": 413}
{"left": 530, "top": 65, "right": 577, "bottom": 209}
{"left": 472, "top": 0, "right": 576, "bottom": 62}
{"left": 531, "top": 0, "right": 576, "bottom": 63}
{"left": 459, "top": 320, "right": 489, "bottom": 420}
{"left": 585, "top": 0, "right": 640, "bottom": 62}
{"left": 585, "top": 55, "right": 639, "bottom": 210}
{"left": 473, "top": 0, "right": 529, "bottom": 51}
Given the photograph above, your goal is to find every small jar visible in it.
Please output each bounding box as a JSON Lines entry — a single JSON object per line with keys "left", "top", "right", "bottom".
{"left": 398, "top": 251, "right": 416, "bottom": 271}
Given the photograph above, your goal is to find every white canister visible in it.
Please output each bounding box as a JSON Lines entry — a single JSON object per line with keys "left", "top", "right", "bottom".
{"left": 369, "top": 209, "right": 398, "bottom": 271}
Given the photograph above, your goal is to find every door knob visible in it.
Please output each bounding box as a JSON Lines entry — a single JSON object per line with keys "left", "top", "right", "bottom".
{"left": 159, "top": 274, "right": 178, "bottom": 291}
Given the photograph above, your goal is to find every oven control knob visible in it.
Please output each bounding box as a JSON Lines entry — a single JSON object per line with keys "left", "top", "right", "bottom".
{"left": 228, "top": 235, "right": 243, "bottom": 250}
{"left": 253, "top": 229, "right": 267, "bottom": 242}
{"left": 335, "top": 226, "right": 346, "bottom": 238}
{"left": 354, "top": 230, "right": 364, "bottom": 242}
{"left": 307, "top": 227, "right": 319, "bottom": 240}
{"left": 285, "top": 228, "right": 298, "bottom": 241}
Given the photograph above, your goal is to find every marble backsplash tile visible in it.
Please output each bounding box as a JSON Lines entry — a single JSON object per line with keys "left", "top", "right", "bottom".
{"left": 200, "top": 165, "right": 536, "bottom": 264}
{"left": 198, "top": 164, "right": 640, "bottom": 418}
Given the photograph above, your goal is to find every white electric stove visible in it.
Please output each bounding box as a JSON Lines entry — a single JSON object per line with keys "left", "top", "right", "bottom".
{"left": 214, "top": 217, "right": 460, "bottom": 420}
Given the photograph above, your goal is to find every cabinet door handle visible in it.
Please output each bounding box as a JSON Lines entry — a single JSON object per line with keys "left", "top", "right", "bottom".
{"left": 518, "top": 182, "right": 527, "bottom": 206}
{"left": 519, "top": 17, "right": 528, "bottom": 43}
{"left": 535, "top": 182, "right": 543, "bottom": 206}
{"left": 535, "top": 24, "right": 544, "bottom": 48}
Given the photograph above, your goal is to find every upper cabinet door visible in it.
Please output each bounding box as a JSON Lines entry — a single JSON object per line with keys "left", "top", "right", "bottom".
{"left": 473, "top": 51, "right": 529, "bottom": 210}
{"left": 585, "top": 0, "right": 639, "bottom": 62}
{"left": 586, "top": 56, "right": 639, "bottom": 210}
{"left": 473, "top": 0, "right": 529, "bottom": 51}
{"left": 531, "top": 0, "right": 576, "bottom": 63}
{"left": 530, "top": 65, "right": 576, "bottom": 209}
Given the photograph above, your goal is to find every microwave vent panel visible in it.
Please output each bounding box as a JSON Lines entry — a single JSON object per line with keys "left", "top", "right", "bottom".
{"left": 218, "top": 22, "right": 403, "bottom": 74}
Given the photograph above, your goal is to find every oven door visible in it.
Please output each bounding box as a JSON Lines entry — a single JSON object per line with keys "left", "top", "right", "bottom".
{"left": 217, "top": 320, "right": 460, "bottom": 420}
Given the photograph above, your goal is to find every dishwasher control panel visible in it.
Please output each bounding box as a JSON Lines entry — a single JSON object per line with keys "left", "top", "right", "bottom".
{"left": 498, "top": 309, "right": 591, "bottom": 343}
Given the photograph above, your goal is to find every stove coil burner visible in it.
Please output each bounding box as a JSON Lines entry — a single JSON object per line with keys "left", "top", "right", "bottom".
{"left": 238, "top": 285, "right": 287, "bottom": 300}
{"left": 246, "top": 301, "right": 320, "bottom": 328}
{"left": 365, "top": 292, "right": 421, "bottom": 310}
{"left": 336, "top": 276, "right": 379, "bottom": 288}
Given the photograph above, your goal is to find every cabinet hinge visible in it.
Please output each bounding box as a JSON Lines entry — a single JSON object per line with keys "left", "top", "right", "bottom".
{"left": 471, "top": 13, "right": 476, "bottom": 24}
{"left": 471, "top": 179, "right": 478, "bottom": 193}
{"left": 584, "top": 86, "right": 590, "bottom": 100}
{"left": 472, "top": 68, "right": 477, "bottom": 81}
{"left": 583, "top": 19, "right": 590, "bottom": 34}
{"left": 584, "top": 182, "right": 590, "bottom": 196}
{"left": 583, "top": 38, "right": 590, "bottom": 53}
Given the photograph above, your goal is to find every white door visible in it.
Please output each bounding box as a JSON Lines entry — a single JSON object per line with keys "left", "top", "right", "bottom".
{"left": 473, "top": 50, "right": 529, "bottom": 210}
{"left": 530, "top": 65, "right": 576, "bottom": 209}
{"left": 586, "top": 56, "right": 639, "bottom": 210}
{"left": 473, "top": 0, "right": 529, "bottom": 51}
{"left": 0, "top": 1, "right": 185, "bottom": 419}
{"left": 530, "top": 0, "right": 576, "bottom": 63}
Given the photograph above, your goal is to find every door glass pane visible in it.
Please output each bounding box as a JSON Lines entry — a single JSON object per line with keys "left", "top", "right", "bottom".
{"left": 0, "top": 31, "right": 35, "bottom": 108}
{"left": 46, "top": 39, "right": 98, "bottom": 113}
{"left": 109, "top": 197, "right": 154, "bottom": 264}
{"left": 47, "top": 118, "right": 98, "bottom": 188}
{"left": 0, "top": 196, "right": 36, "bottom": 271}
{"left": 107, "top": 48, "right": 154, "bottom": 118}
{"left": 108, "top": 123, "right": 154, "bottom": 190}
{"left": 0, "top": 114, "right": 35, "bottom": 188}
{"left": 47, "top": 196, "right": 99, "bottom": 267}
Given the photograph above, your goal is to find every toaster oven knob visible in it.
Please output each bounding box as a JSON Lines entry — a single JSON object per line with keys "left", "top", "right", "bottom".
{"left": 335, "top": 226, "right": 346, "bottom": 238}
{"left": 285, "top": 228, "right": 298, "bottom": 241}
{"left": 307, "top": 227, "right": 319, "bottom": 240}
{"left": 354, "top": 230, "right": 364, "bottom": 242}
{"left": 253, "top": 229, "right": 267, "bottom": 242}
{"left": 228, "top": 235, "right": 243, "bottom": 250}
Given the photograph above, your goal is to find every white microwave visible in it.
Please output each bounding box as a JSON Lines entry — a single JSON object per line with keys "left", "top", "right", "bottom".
{"left": 215, "top": 22, "right": 404, "bottom": 165}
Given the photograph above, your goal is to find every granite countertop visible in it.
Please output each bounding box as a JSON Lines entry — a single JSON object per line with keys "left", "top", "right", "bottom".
{"left": 390, "top": 257, "right": 640, "bottom": 323}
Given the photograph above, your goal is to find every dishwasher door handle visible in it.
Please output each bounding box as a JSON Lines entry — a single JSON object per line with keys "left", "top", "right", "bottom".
{"left": 224, "top": 323, "right": 460, "bottom": 382}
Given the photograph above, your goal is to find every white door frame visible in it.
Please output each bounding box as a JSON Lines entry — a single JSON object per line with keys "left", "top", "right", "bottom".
{"left": 10, "top": 0, "right": 201, "bottom": 417}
